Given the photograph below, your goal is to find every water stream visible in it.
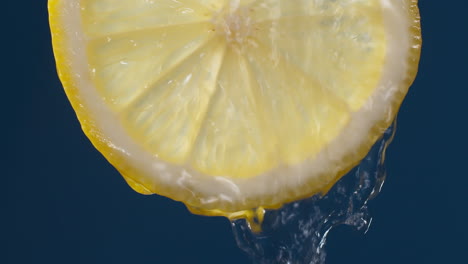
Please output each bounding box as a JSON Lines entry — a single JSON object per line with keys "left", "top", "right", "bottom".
{"left": 231, "top": 122, "right": 396, "bottom": 264}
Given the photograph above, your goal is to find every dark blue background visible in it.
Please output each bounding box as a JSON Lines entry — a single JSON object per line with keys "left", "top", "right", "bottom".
{"left": 5, "top": 1, "right": 467, "bottom": 263}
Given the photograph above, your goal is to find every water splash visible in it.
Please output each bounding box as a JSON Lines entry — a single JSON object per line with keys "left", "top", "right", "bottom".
{"left": 231, "top": 122, "right": 396, "bottom": 264}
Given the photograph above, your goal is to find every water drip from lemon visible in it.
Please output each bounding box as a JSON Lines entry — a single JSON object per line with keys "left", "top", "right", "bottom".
{"left": 232, "top": 122, "right": 395, "bottom": 263}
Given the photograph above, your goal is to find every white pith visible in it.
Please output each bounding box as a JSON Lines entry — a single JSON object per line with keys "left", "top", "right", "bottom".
{"left": 54, "top": 0, "right": 418, "bottom": 211}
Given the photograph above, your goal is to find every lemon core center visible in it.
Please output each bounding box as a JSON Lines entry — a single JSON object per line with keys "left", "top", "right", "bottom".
{"left": 212, "top": 0, "right": 254, "bottom": 48}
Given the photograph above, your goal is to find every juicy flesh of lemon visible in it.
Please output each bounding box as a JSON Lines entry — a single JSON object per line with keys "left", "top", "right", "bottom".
{"left": 82, "top": 0, "right": 386, "bottom": 178}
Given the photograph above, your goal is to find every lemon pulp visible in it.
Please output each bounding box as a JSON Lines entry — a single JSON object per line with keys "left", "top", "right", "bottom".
{"left": 49, "top": 0, "right": 421, "bottom": 214}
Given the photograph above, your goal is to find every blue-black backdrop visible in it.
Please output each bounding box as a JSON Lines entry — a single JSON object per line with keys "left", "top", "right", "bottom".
{"left": 5, "top": 1, "right": 468, "bottom": 263}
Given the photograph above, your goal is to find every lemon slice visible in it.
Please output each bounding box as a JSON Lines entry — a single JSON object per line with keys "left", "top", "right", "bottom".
{"left": 49, "top": 0, "right": 421, "bottom": 215}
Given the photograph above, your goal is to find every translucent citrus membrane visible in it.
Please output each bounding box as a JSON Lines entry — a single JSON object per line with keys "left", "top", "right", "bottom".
{"left": 84, "top": 0, "right": 385, "bottom": 178}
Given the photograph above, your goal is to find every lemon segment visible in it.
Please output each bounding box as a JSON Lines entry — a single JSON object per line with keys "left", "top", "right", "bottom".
{"left": 122, "top": 38, "right": 226, "bottom": 163}
{"left": 190, "top": 48, "right": 280, "bottom": 177}
{"left": 252, "top": 2, "right": 386, "bottom": 111}
{"left": 243, "top": 42, "right": 350, "bottom": 167}
{"left": 81, "top": 0, "right": 216, "bottom": 38}
{"left": 87, "top": 22, "right": 215, "bottom": 108}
